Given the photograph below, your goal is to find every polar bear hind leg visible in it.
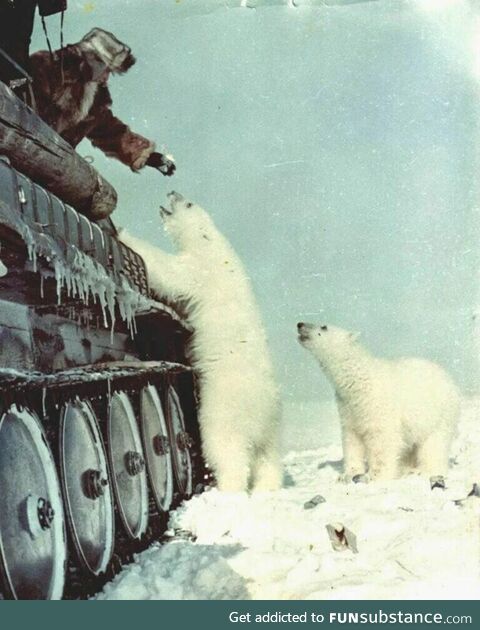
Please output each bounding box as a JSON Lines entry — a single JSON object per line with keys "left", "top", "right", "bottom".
{"left": 415, "top": 431, "right": 451, "bottom": 476}
{"left": 341, "top": 425, "right": 367, "bottom": 481}
{"left": 415, "top": 382, "right": 459, "bottom": 476}
{"left": 207, "top": 438, "right": 251, "bottom": 492}
{"left": 199, "top": 410, "right": 251, "bottom": 492}
{"left": 251, "top": 439, "right": 282, "bottom": 492}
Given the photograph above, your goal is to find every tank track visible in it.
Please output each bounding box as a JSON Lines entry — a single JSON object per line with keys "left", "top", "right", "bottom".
{"left": 0, "top": 360, "right": 205, "bottom": 600}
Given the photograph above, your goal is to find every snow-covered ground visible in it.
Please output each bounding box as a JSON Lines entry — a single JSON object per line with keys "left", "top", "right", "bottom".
{"left": 96, "top": 398, "right": 480, "bottom": 600}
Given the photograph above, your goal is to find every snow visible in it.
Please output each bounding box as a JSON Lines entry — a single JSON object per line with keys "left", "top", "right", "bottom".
{"left": 95, "top": 398, "right": 480, "bottom": 600}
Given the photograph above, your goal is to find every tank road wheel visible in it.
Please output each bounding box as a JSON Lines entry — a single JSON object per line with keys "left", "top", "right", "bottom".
{"left": 108, "top": 392, "right": 149, "bottom": 540}
{"left": 140, "top": 385, "right": 174, "bottom": 513}
{"left": 0, "top": 405, "right": 66, "bottom": 600}
{"left": 166, "top": 385, "right": 193, "bottom": 498}
{"left": 60, "top": 399, "right": 114, "bottom": 576}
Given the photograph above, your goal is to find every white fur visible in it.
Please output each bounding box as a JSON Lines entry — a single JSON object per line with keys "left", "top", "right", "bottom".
{"left": 121, "top": 192, "right": 281, "bottom": 492}
{"left": 298, "top": 323, "right": 460, "bottom": 481}
{"left": 55, "top": 81, "right": 99, "bottom": 133}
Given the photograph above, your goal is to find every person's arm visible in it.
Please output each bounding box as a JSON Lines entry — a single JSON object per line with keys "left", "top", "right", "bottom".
{"left": 87, "top": 89, "right": 175, "bottom": 174}
{"left": 87, "top": 105, "right": 154, "bottom": 170}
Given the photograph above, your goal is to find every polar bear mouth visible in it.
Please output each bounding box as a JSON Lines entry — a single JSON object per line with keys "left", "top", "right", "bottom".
{"left": 298, "top": 333, "right": 310, "bottom": 343}
{"left": 297, "top": 322, "right": 313, "bottom": 342}
{"left": 297, "top": 331, "right": 311, "bottom": 343}
{"left": 161, "top": 191, "right": 186, "bottom": 218}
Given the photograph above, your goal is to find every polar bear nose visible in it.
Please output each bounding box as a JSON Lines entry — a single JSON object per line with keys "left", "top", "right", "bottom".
{"left": 298, "top": 323, "right": 317, "bottom": 337}
{"left": 167, "top": 191, "right": 183, "bottom": 202}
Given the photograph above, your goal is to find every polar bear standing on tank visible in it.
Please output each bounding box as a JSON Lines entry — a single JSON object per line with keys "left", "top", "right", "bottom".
{"left": 121, "top": 192, "right": 281, "bottom": 492}
{"left": 297, "top": 322, "right": 460, "bottom": 481}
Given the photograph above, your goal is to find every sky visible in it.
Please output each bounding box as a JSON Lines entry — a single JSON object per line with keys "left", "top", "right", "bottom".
{"left": 32, "top": 0, "right": 480, "bottom": 403}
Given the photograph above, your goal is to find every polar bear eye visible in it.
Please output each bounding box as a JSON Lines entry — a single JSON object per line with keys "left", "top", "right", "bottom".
{"left": 186, "top": 202, "right": 193, "bottom": 208}
{"left": 320, "top": 325, "right": 328, "bottom": 331}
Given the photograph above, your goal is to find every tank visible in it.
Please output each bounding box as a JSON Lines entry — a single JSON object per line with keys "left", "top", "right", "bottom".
{"left": 0, "top": 80, "right": 203, "bottom": 600}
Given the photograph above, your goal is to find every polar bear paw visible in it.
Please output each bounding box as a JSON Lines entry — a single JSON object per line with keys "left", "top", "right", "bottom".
{"left": 337, "top": 472, "right": 369, "bottom": 484}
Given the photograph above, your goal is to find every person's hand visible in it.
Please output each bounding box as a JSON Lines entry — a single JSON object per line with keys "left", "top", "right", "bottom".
{"left": 146, "top": 152, "right": 176, "bottom": 176}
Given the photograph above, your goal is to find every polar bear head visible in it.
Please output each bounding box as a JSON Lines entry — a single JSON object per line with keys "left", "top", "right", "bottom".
{"left": 160, "top": 191, "right": 217, "bottom": 251}
{"left": 297, "top": 322, "right": 361, "bottom": 366}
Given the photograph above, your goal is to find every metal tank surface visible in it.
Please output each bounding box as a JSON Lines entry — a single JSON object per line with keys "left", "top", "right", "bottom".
{"left": 0, "top": 84, "right": 203, "bottom": 600}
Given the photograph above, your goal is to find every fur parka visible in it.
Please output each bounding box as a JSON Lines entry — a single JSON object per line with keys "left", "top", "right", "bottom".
{"left": 30, "top": 45, "right": 155, "bottom": 170}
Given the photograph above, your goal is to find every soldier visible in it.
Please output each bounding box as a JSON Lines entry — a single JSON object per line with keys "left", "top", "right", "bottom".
{"left": 0, "top": 1, "right": 65, "bottom": 101}
{"left": 30, "top": 27, "right": 175, "bottom": 175}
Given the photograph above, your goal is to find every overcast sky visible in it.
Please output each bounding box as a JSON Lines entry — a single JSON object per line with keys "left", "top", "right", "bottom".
{"left": 32, "top": 0, "right": 480, "bottom": 403}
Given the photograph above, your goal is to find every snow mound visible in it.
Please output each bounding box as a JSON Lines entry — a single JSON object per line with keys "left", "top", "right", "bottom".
{"left": 97, "top": 541, "right": 249, "bottom": 600}
{"left": 96, "top": 398, "right": 480, "bottom": 600}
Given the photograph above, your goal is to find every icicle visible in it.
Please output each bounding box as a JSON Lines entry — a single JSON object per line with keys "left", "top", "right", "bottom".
{"left": 54, "top": 258, "right": 63, "bottom": 305}
{"left": 110, "top": 307, "right": 115, "bottom": 343}
{"left": 117, "top": 276, "right": 145, "bottom": 337}
{"left": 42, "top": 387, "right": 47, "bottom": 418}
{"left": 25, "top": 228, "right": 37, "bottom": 272}
{"left": 1, "top": 199, "right": 149, "bottom": 333}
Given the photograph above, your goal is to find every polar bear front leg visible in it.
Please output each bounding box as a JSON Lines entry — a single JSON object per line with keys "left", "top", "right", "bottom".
{"left": 213, "top": 441, "right": 251, "bottom": 492}
{"left": 365, "top": 431, "right": 401, "bottom": 481}
{"left": 119, "top": 229, "right": 194, "bottom": 300}
{"left": 340, "top": 426, "right": 366, "bottom": 482}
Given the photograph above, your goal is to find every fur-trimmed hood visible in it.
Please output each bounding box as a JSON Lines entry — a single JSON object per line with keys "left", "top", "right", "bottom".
{"left": 78, "top": 28, "right": 136, "bottom": 75}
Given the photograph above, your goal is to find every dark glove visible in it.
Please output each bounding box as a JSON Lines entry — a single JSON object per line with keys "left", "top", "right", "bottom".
{"left": 146, "top": 152, "right": 176, "bottom": 176}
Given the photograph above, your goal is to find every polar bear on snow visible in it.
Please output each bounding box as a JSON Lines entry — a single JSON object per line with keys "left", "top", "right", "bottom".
{"left": 297, "top": 322, "right": 460, "bottom": 481}
{"left": 120, "top": 191, "right": 281, "bottom": 492}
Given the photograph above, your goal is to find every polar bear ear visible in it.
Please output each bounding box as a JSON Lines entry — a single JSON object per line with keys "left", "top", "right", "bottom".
{"left": 349, "top": 331, "right": 361, "bottom": 342}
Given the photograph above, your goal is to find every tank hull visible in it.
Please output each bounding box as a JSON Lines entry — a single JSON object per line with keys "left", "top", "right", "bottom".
{"left": 0, "top": 124, "right": 202, "bottom": 599}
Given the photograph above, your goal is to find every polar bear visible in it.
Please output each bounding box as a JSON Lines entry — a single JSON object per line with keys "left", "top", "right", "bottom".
{"left": 120, "top": 191, "right": 281, "bottom": 492}
{"left": 297, "top": 322, "right": 460, "bottom": 481}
